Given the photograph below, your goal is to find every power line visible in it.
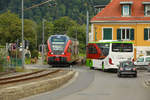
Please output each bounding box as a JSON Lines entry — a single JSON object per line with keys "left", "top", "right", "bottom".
{"left": 24, "top": 0, "right": 55, "bottom": 11}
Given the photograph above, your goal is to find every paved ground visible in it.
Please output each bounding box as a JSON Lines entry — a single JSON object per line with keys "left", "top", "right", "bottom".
{"left": 59, "top": 69, "right": 150, "bottom": 100}
{"left": 22, "top": 65, "right": 150, "bottom": 100}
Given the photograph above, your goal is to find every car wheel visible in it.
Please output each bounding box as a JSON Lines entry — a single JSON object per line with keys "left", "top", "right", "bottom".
{"left": 117, "top": 73, "right": 121, "bottom": 77}
{"left": 134, "top": 74, "right": 137, "bottom": 77}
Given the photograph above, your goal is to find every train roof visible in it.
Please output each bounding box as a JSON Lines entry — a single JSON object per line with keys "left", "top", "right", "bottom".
{"left": 49, "top": 34, "right": 69, "bottom": 38}
{"left": 48, "top": 35, "right": 78, "bottom": 41}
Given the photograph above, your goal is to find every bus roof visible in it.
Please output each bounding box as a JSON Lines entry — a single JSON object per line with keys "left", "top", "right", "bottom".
{"left": 88, "top": 40, "right": 133, "bottom": 44}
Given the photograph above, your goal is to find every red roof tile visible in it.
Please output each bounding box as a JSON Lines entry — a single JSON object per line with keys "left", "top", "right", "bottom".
{"left": 91, "top": 0, "right": 150, "bottom": 22}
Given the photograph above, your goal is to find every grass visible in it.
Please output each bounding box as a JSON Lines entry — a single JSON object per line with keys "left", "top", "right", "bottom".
{"left": 15, "top": 66, "right": 26, "bottom": 72}
{"left": 79, "top": 53, "right": 86, "bottom": 58}
{"left": 25, "top": 58, "right": 31, "bottom": 64}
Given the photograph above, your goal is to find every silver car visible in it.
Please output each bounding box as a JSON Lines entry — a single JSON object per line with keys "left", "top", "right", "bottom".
{"left": 134, "top": 56, "right": 150, "bottom": 69}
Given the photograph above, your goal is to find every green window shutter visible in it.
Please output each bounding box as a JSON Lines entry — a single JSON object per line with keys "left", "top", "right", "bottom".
{"left": 121, "top": 6, "right": 123, "bottom": 16}
{"left": 95, "top": 32, "right": 97, "bottom": 41}
{"left": 144, "top": 6, "right": 146, "bottom": 16}
{"left": 117, "top": 29, "right": 121, "bottom": 40}
{"left": 144, "top": 28, "right": 148, "bottom": 40}
{"left": 130, "top": 29, "right": 134, "bottom": 40}
{"left": 129, "top": 5, "right": 131, "bottom": 16}
{"left": 103, "top": 28, "right": 112, "bottom": 40}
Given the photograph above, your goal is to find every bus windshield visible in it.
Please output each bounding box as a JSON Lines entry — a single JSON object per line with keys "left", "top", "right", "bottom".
{"left": 112, "top": 43, "right": 133, "bottom": 52}
{"left": 96, "top": 43, "right": 110, "bottom": 57}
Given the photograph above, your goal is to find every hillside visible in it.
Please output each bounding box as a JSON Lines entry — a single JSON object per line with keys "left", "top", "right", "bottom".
{"left": 0, "top": 0, "right": 110, "bottom": 24}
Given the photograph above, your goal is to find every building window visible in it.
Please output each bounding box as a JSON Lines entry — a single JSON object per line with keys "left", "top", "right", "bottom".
{"left": 122, "top": 5, "right": 131, "bottom": 16}
{"left": 103, "top": 28, "right": 112, "bottom": 40}
{"left": 144, "top": 28, "right": 150, "bottom": 40}
{"left": 117, "top": 28, "right": 134, "bottom": 40}
{"left": 145, "top": 5, "right": 150, "bottom": 16}
{"left": 94, "top": 27, "right": 97, "bottom": 41}
{"left": 121, "top": 29, "right": 130, "bottom": 40}
{"left": 95, "top": 32, "right": 97, "bottom": 41}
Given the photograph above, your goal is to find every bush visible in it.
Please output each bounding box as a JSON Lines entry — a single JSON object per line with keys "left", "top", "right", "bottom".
{"left": 10, "top": 50, "right": 22, "bottom": 58}
{"left": 31, "top": 49, "right": 38, "bottom": 58}
{"left": 0, "top": 49, "right": 6, "bottom": 71}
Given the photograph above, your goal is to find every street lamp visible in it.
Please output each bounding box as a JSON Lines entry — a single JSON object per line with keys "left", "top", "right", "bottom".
{"left": 21, "top": 0, "right": 56, "bottom": 67}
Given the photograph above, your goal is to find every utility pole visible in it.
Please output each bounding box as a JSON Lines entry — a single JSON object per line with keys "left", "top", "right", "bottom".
{"left": 86, "top": 10, "right": 89, "bottom": 46}
{"left": 21, "top": 0, "right": 24, "bottom": 68}
{"left": 76, "top": 25, "right": 77, "bottom": 41}
{"left": 42, "top": 19, "right": 45, "bottom": 64}
{"left": 21, "top": 0, "right": 56, "bottom": 67}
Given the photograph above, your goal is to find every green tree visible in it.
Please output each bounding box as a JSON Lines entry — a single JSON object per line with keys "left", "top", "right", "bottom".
{"left": 67, "top": 24, "right": 86, "bottom": 53}
{"left": 0, "top": 11, "right": 38, "bottom": 55}
{"left": 0, "top": 0, "right": 111, "bottom": 24}
{"left": 0, "top": 11, "right": 21, "bottom": 45}
{"left": 24, "top": 19, "right": 37, "bottom": 51}
{"left": 53, "top": 16, "right": 76, "bottom": 34}
{"left": 36, "top": 20, "right": 54, "bottom": 46}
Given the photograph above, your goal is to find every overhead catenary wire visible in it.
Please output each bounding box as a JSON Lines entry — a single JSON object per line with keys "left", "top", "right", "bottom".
{"left": 24, "top": 0, "right": 55, "bottom": 11}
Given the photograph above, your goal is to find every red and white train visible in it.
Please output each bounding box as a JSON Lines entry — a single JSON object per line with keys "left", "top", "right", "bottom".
{"left": 47, "top": 35, "right": 79, "bottom": 66}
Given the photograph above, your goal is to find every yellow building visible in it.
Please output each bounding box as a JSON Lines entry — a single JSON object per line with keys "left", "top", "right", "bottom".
{"left": 90, "top": 0, "right": 150, "bottom": 58}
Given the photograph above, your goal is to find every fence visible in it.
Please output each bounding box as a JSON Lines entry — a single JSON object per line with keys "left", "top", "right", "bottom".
{"left": 0, "top": 45, "right": 7, "bottom": 71}
{"left": 0, "top": 45, "right": 22, "bottom": 72}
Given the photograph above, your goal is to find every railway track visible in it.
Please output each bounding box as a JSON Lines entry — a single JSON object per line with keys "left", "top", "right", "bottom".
{"left": 0, "top": 69, "right": 61, "bottom": 85}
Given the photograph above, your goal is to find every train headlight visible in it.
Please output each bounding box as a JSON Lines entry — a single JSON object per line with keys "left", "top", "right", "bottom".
{"left": 62, "top": 52, "right": 64, "bottom": 55}
{"left": 51, "top": 52, "right": 53, "bottom": 54}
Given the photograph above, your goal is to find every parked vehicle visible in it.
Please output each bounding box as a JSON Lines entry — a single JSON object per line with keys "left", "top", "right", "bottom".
{"left": 117, "top": 61, "right": 137, "bottom": 77}
{"left": 134, "top": 56, "right": 150, "bottom": 69}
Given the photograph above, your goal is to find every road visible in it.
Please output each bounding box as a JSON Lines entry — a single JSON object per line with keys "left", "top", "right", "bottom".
{"left": 23, "top": 65, "right": 150, "bottom": 100}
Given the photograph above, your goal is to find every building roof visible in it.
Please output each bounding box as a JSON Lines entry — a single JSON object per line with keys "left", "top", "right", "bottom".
{"left": 91, "top": 0, "right": 150, "bottom": 23}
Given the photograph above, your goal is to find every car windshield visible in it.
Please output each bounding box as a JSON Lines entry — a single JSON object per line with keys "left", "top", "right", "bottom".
{"left": 122, "top": 62, "right": 133, "bottom": 67}
{"left": 146, "top": 57, "right": 150, "bottom": 62}
{"left": 137, "top": 57, "right": 144, "bottom": 62}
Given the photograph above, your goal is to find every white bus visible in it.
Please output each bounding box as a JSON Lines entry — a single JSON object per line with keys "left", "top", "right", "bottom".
{"left": 86, "top": 40, "right": 134, "bottom": 71}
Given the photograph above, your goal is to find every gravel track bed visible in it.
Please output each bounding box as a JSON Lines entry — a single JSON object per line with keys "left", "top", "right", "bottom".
{"left": 0, "top": 69, "right": 69, "bottom": 89}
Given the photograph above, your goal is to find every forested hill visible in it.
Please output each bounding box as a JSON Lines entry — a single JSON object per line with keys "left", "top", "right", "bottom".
{"left": 0, "top": 0, "right": 110, "bottom": 24}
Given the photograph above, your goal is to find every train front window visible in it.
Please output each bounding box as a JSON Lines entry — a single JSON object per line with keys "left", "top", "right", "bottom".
{"left": 52, "top": 44, "right": 64, "bottom": 51}
{"left": 50, "top": 36, "right": 68, "bottom": 54}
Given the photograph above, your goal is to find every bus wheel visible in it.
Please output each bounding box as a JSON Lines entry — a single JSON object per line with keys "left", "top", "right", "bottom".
{"left": 90, "top": 66, "right": 94, "bottom": 70}
{"left": 89, "top": 61, "right": 94, "bottom": 70}
{"left": 102, "top": 62, "right": 105, "bottom": 71}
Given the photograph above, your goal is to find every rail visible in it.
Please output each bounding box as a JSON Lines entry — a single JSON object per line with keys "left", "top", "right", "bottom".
{"left": 0, "top": 69, "right": 61, "bottom": 85}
